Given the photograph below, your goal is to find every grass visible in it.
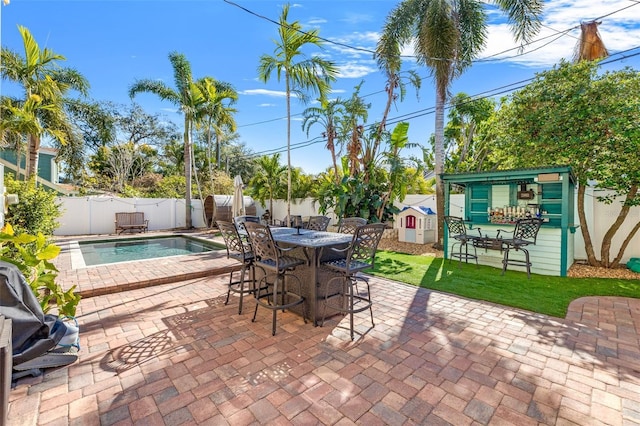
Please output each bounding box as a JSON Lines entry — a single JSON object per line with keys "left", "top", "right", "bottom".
{"left": 369, "top": 250, "right": 640, "bottom": 318}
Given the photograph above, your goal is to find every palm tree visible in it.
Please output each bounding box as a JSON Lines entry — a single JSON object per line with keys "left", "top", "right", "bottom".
{"left": 129, "top": 52, "right": 208, "bottom": 229}
{"left": 248, "top": 154, "right": 287, "bottom": 220}
{"left": 194, "top": 77, "right": 238, "bottom": 170}
{"left": 258, "top": 3, "right": 338, "bottom": 219}
{"left": 340, "top": 82, "right": 370, "bottom": 177}
{"left": 376, "top": 0, "right": 543, "bottom": 248}
{"left": 1, "top": 25, "right": 89, "bottom": 181}
{"left": 193, "top": 77, "right": 238, "bottom": 202}
{"left": 302, "top": 98, "right": 346, "bottom": 183}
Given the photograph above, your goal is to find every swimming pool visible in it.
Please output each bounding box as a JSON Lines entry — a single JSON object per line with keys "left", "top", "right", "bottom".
{"left": 78, "top": 235, "right": 223, "bottom": 267}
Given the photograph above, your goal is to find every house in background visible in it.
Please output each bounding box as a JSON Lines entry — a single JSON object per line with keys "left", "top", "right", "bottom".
{"left": 397, "top": 205, "right": 436, "bottom": 244}
{"left": 0, "top": 147, "right": 74, "bottom": 195}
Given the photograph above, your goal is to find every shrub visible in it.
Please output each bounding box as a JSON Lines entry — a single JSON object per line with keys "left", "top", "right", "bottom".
{"left": 0, "top": 223, "right": 80, "bottom": 318}
{"left": 4, "top": 175, "right": 62, "bottom": 236}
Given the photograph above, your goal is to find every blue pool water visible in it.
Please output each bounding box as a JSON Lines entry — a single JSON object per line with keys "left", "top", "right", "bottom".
{"left": 79, "top": 236, "right": 222, "bottom": 266}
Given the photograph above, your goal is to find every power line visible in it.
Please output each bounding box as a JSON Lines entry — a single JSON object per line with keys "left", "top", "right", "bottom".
{"left": 228, "top": 0, "right": 639, "bottom": 129}
{"left": 241, "top": 46, "right": 640, "bottom": 160}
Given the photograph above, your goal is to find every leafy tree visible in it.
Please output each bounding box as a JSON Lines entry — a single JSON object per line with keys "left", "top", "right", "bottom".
{"left": 248, "top": 154, "right": 287, "bottom": 218}
{"left": 377, "top": 0, "right": 543, "bottom": 248}
{"left": 491, "top": 60, "right": 640, "bottom": 268}
{"left": 1, "top": 26, "right": 90, "bottom": 181}
{"left": 258, "top": 3, "right": 338, "bottom": 219}
{"left": 129, "top": 52, "right": 209, "bottom": 228}
{"left": 220, "top": 140, "right": 258, "bottom": 182}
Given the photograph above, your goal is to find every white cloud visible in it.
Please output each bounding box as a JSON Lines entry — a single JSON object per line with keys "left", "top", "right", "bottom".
{"left": 259, "top": 103, "right": 277, "bottom": 107}
{"left": 338, "top": 61, "right": 378, "bottom": 79}
{"left": 479, "top": 0, "right": 640, "bottom": 67}
{"left": 241, "top": 89, "right": 288, "bottom": 97}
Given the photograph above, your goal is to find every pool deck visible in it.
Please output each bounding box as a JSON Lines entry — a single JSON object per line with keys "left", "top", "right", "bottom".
{"left": 53, "top": 231, "right": 237, "bottom": 298}
{"left": 5, "top": 230, "right": 640, "bottom": 425}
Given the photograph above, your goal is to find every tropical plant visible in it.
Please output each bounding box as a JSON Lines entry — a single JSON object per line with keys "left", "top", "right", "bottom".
{"left": 258, "top": 3, "right": 338, "bottom": 220}
{"left": 302, "top": 98, "right": 346, "bottom": 183}
{"left": 129, "top": 52, "right": 210, "bottom": 228}
{"left": 193, "top": 77, "right": 238, "bottom": 171}
{"left": 424, "top": 92, "right": 497, "bottom": 173}
{"left": 490, "top": 60, "right": 640, "bottom": 268}
{"left": 4, "top": 174, "right": 61, "bottom": 236}
{"left": 1, "top": 25, "right": 90, "bottom": 180}
{"left": 376, "top": 0, "right": 543, "bottom": 248}
{"left": 340, "top": 82, "right": 370, "bottom": 177}
{"left": 0, "top": 223, "right": 80, "bottom": 318}
{"left": 248, "top": 154, "right": 287, "bottom": 217}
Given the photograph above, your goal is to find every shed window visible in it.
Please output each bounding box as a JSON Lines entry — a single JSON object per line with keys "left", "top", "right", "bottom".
{"left": 406, "top": 215, "right": 416, "bottom": 229}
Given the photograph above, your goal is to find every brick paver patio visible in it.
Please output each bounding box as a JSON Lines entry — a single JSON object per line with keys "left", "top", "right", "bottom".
{"left": 5, "top": 234, "right": 640, "bottom": 425}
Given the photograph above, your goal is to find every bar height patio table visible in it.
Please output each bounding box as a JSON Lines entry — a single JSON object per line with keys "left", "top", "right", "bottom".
{"left": 268, "top": 227, "right": 353, "bottom": 326}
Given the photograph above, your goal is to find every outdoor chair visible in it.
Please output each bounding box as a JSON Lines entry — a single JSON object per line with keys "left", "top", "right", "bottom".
{"left": 337, "top": 217, "right": 367, "bottom": 234}
{"left": 242, "top": 222, "right": 307, "bottom": 336}
{"left": 217, "top": 221, "right": 265, "bottom": 315}
{"left": 500, "top": 217, "right": 544, "bottom": 279}
{"left": 272, "top": 215, "right": 302, "bottom": 228}
{"left": 444, "top": 216, "right": 481, "bottom": 267}
{"left": 233, "top": 215, "right": 261, "bottom": 231}
{"left": 305, "top": 215, "right": 331, "bottom": 231}
{"left": 320, "top": 223, "right": 385, "bottom": 340}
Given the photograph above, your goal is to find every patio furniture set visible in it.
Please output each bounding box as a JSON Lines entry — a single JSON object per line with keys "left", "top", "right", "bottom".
{"left": 218, "top": 215, "right": 385, "bottom": 340}
{"left": 445, "top": 215, "right": 544, "bottom": 279}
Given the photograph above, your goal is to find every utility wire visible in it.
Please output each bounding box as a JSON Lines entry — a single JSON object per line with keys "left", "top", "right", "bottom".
{"left": 229, "top": 0, "right": 639, "bottom": 129}
{"left": 242, "top": 46, "right": 640, "bottom": 160}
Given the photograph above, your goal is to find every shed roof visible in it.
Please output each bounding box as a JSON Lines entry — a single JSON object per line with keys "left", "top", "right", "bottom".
{"left": 399, "top": 206, "right": 436, "bottom": 215}
{"left": 442, "top": 165, "right": 576, "bottom": 185}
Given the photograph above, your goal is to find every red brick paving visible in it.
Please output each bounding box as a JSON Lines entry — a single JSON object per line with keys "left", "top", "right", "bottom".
{"left": 5, "top": 233, "right": 640, "bottom": 425}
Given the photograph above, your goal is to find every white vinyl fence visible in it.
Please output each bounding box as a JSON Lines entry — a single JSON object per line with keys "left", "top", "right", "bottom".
{"left": 54, "top": 188, "right": 639, "bottom": 263}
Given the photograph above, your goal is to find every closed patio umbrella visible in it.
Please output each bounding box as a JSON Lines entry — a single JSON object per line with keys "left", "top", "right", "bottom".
{"left": 232, "top": 175, "right": 245, "bottom": 218}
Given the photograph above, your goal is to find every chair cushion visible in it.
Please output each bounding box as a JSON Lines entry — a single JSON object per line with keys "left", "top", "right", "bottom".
{"left": 258, "top": 255, "right": 305, "bottom": 271}
{"left": 322, "top": 258, "right": 372, "bottom": 274}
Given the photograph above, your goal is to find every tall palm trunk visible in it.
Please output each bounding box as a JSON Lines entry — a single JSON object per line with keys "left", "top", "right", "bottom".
{"left": 285, "top": 74, "right": 292, "bottom": 220}
{"left": 27, "top": 134, "right": 41, "bottom": 182}
{"left": 434, "top": 85, "right": 446, "bottom": 250}
{"left": 184, "top": 118, "right": 192, "bottom": 229}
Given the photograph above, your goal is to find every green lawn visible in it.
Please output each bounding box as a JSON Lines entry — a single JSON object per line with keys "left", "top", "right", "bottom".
{"left": 369, "top": 250, "right": 640, "bottom": 318}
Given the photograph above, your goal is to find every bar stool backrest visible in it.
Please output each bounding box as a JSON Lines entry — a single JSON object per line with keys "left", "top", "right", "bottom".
{"left": 233, "top": 215, "right": 261, "bottom": 231}
{"left": 217, "top": 220, "right": 249, "bottom": 260}
{"left": 444, "top": 216, "right": 469, "bottom": 239}
{"left": 512, "top": 218, "right": 543, "bottom": 244}
{"left": 242, "top": 222, "right": 279, "bottom": 266}
{"left": 306, "top": 216, "right": 331, "bottom": 231}
{"left": 348, "top": 223, "right": 386, "bottom": 268}
{"left": 338, "top": 217, "right": 367, "bottom": 234}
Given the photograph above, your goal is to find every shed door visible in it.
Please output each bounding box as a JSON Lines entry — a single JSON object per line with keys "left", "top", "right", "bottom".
{"left": 406, "top": 215, "right": 416, "bottom": 229}
{"left": 405, "top": 215, "right": 416, "bottom": 242}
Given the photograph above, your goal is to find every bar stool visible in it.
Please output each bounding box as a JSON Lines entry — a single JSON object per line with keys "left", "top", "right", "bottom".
{"left": 305, "top": 215, "right": 331, "bottom": 231}
{"left": 217, "top": 221, "right": 264, "bottom": 314}
{"left": 444, "top": 216, "right": 480, "bottom": 267}
{"left": 501, "top": 218, "right": 543, "bottom": 279}
{"left": 320, "top": 223, "right": 385, "bottom": 340}
{"left": 337, "top": 217, "right": 367, "bottom": 234}
{"left": 242, "top": 222, "right": 307, "bottom": 336}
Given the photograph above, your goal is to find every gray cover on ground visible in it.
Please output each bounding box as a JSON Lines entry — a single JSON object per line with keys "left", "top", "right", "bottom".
{"left": 0, "top": 261, "right": 66, "bottom": 366}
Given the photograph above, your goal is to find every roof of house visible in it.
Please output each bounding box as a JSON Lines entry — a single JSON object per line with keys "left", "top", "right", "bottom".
{"left": 399, "top": 206, "right": 436, "bottom": 215}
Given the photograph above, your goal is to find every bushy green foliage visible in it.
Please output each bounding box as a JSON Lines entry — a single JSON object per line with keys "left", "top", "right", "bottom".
{"left": 0, "top": 223, "right": 80, "bottom": 318}
{"left": 4, "top": 175, "right": 62, "bottom": 236}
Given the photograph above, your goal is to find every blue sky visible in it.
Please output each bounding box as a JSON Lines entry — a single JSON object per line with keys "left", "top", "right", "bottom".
{"left": 1, "top": 0, "right": 639, "bottom": 175}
